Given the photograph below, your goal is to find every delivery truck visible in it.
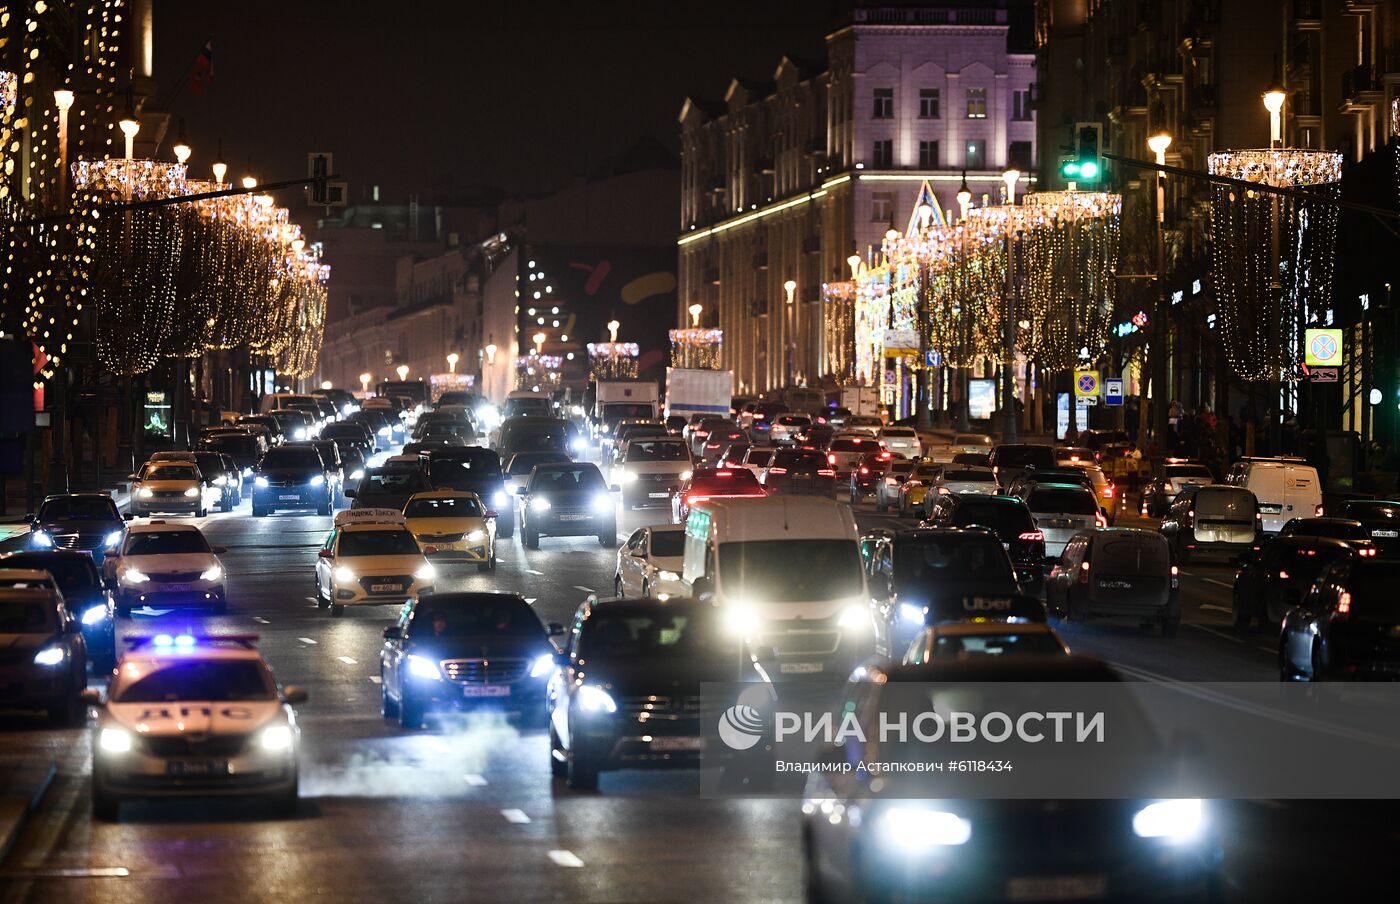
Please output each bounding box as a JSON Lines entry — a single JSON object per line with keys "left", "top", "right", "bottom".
{"left": 664, "top": 368, "right": 733, "bottom": 422}
{"left": 839, "top": 385, "right": 882, "bottom": 417}
{"left": 592, "top": 380, "right": 660, "bottom": 435}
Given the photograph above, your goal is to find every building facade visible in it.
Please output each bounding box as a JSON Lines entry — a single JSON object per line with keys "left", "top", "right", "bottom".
{"left": 678, "top": 3, "right": 1036, "bottom": 397}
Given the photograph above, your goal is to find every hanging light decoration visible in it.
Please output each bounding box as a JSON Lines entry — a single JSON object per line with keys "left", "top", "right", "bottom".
{"left": 822, "top": 281, "right": 857, "bottom": 383}
{"left": 586, "top": 341, "right": 639, "bottom": 380}
{"left": 669, "top": 327, "right": 723, "bottom": 369}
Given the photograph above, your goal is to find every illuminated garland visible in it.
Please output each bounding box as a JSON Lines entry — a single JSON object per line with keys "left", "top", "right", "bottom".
{"left": 822, "top": 281, "right": 856, "bottom": 383}
{"left": 515, "top": 354, "right": 562, "bottom": 392}
{"left": 586, "top": 341, "right": 639, "bottom": 380}
{"left": 669, "top": 327, "right": 723, "bottom": 369}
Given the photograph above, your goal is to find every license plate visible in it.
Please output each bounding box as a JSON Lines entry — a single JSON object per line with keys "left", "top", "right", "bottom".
{"left": 649, "top": 736, "right": 704, "bottom": 752}
{"left": 793, "top": 472, "right": 813, "bottom": 479}
{"left": 1006, "top": 875, "right": 1108, "bottom": 901}
{"left": 648, "top": 492, "right": 670, "bottom": 499}
{"left": 279, "top": 494, "right": 300, "bottom": 500}
{"left": 462, "top": 685, "right": 510, "bottom": 698}
{"left": 559, "top": 513, "right": 589, "bottom": 522}
{"left": 370, "top": 582, "right": 404, "bottom": 593}
{"left": 1098, "top": 580, "right": 1133, "bottom": 590}
{"left": 779, "top": 661, "right": 823, "bottom": 674}
{"left": 166, "top": 759, "right": 229, "bottom": 777}
{"left": 1373, "top": 530, "right": 1399, "bottom": 538}
{"left": 160, "top": 583, "right": 191, "bottom": 593}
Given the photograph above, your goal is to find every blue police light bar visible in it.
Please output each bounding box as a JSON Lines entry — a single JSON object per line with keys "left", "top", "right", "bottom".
{"left": 122, "top": 633, "right": 260, "bottom": 649}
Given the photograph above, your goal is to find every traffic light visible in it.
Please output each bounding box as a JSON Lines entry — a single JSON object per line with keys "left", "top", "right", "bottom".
{"left": 1059, "top": 122, "right": 1103, "bottom": 183}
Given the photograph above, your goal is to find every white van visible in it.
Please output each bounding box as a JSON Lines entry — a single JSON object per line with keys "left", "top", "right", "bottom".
{"left": 682, "top": 496, "right": 868, "bottom": 678}
{"left": 1233, "top": 459, "right": 1322, "bottom": 534}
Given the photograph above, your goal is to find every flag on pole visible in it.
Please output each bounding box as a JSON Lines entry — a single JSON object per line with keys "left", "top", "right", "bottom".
{"left": 189, "top": 40, "right": 213, "bottom": 96}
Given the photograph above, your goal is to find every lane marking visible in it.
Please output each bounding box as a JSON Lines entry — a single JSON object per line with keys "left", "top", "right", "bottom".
{"left": 337, "top": 656, "right": 357, "bottom": 665}
{"left": 368, "top": 676, "right": 381, "bottom": 684}
{"left": 501, "top": 808, "right": 531, "bottom": 824}
{"left": 1201, "top": 578, "right": 1234, "bottom": 589}
{"left": 463, "top": 774, "right": 487, "bottom": 786}
{"left": 525, "top": 598, "right": 537, "bottom": 604}
{"left": 1200, "top": 604, "right": 1232, "bottom": 615}
{"left": 548, "top": 850, "right": 585, "bottom": 868}
{"left": 305, "top": 596, "right": 318, "bottom": 603}
{"left": 298, "top": 637, "right": 317, "bottom": 645}
{"left": 574, "top": 585, "right": 594, "bottom": 593}
{"left": 1185, "top": 622, "right": 1244, "bottom": 644}
{"left": 1256, "top": 645, "right": 1277, "bottom": 654}
{"left": 251, "top": 616, "right": 271, "bottom": 624}
{"left": 525, "top": 569, "right": 544, "bottom": 575}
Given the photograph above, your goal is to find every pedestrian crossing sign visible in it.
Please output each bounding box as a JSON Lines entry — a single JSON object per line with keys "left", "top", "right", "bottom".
{"left": 1074, "top": 370, "right": 1100, "bottom": 398}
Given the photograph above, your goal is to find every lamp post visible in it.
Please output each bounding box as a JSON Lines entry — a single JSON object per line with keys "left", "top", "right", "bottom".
{"left": 1000, "top": 169, "right": 1023, "bottom": 443}
{"left": 212, "top": 158, "right": 227, "bottom": 185}
{"left": 956, "top": 171, "right": 972, "bottom": 222}
{"left": 396, "top": 364, "right": 409, "bottom": 382}
{"left": 1147, "top": 130, "right": 1173, "bottom": 450}
{"left": 118, "top": 115, "right": 139, "bottom": 160}
{"left": 1262, "top": 83, "right": 1286, "bottom": 149}
{"left": 533, "top": 332, "right": 546, "bottom": 357}
{"left": 1001, "top": 168, "right": 1020, "bottom": 206}
{"left": 359, "top": 372, "right": 371, "bottom": 395}
{"left": 688, "top": 303, "right": 703, "bottom": 328}
{"left": 446, "top": 352, "right": 459, "bottom": 374}
{"left": 484, "top": 343, "right": 497, "bottom": 365}
{"left": 784, "top": 279, "right": 797, "bottom": 388}
{"left": 46, "top": 89, "right": 79, "bottom": 492}
{"left": 1260, "top": 86, "right": 1286, "bottom": 450}
{"left": 241, "top": 175, "right": 258, "bottom": 190}
{"left": 607, "top": 320, "right": 620, "bottom": 343}
{"left": 847, "top": 252, "right": 862, "bottom": 280}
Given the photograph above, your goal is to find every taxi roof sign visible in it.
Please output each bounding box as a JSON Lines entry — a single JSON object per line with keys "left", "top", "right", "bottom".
{"left": 334, "top": 508, "right": 407, "bottom": 526}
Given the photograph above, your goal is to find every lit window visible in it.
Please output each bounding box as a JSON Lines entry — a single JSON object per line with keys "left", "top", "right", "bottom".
{"left": 966, "top": 88, "right": 987, "bottom": 119}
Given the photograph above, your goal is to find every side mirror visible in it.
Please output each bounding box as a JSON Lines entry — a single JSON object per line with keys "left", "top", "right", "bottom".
{"left": 610, "top": 484, "right": 622, "bottom": 494}
{"left": 126, "top": 474, "right": 139, "bottom": 481}
{"left": 212, "top": 546, "right": 227, "bottom": 554}
{"left": 24, "top": 513, "right": 35, "bottom": 524}
{"left": 485, "top": 510, "right": 498, "bottom": 519}
{"left": 547, "top": 622, "right": 565, "bottom": 636}
{"left": 80, "top": 688, "right": 104, "bottom": 706}
{"left": 382, "top": 625, "right": 402, "bottom": 640}
{"left": 281, "top": 685, "right": 309, "bottom": 706}
{"left": 343, "top": 488, "right": 356, "bottom": 498}
{"left": 317, "top": 549, "right": 334, "bottom": 559}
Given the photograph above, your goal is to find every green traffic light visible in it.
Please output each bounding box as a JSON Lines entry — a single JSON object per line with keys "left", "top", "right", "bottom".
{"left": 1079, "top": 160, "right": 1099, "bottom": 179}
{"left": 1061, "top": 161, "right": 1081, "bottom": 177}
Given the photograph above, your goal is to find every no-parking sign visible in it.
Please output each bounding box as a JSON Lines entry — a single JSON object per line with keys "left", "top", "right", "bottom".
{"left": 1074, "top": 369, "right": 1100, "bottom": 398}
{"left": 1304, "top": 329, "right": 1343, "bottom": 367}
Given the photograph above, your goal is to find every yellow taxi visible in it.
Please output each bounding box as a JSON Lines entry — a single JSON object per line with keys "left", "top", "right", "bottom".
{"left": 314, "top": 509, "right": 435, "bottom": 617}
{"left": 898, "top": 462, "right": 945, "bottom": 518}
{"left": 129, "top": 460, "right": 219, "bottom": 518}
{"left": 403, "top": 490, "right": 497, "bottom": 572}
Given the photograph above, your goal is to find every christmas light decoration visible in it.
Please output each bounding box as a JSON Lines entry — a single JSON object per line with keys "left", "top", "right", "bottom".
{"left": 669, "top": 327, "right": 723, "bottom": 369}
{"left": 586, "top": 341, "right": 639, "bottom": 380}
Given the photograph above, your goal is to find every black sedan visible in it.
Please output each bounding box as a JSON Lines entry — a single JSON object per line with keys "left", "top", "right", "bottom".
{"left": 1336, "top": 500, "right": 1400, "bottom": 558}
{"left": 0, "top": 550, "right": 115, "bottom": 671}
{"left": 1281, "top": 557, "right": 1400, "bottom": 680}
{"left": 426, "top": 447, "right": 513, "bottom": 537}
{"left": 517, "top": 462, "right": 618, "bottom": 549}
{"left": 25, "top": 493, "right": 131, "bottom": 567}
{"left": 0, "top": 587, "right": 87, "bottom": 724}
{"left": 347, "top": 466, "right": 432, "bottom": 511}
{"left": 1232, "top": 536, "right": 1355, "bottom": 627}
{"left": 250, "top": 445, "right": 332, "bottom": 516}
{"left": 762, "top": 448, "right": 836, "bottom": 497}
{"left": 546, "top": 596, "right": 734, "bottom": 790}
{"left": 379, "top": 592, "right": 562, "bottom": 729}
{"left": 922, "top": 493, "right": 1047, "bottom": 596}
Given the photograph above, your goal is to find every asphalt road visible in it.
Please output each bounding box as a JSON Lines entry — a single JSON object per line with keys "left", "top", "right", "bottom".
{"left": 0, "top": 469, "right": 1381, "bottom": 902}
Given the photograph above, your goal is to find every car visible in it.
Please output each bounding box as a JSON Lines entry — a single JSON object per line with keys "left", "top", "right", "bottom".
{"left": 250, "top": 445, "right": 333, "bottom": 517}
{"left": 304, "top": 439, "right": 348, "bottom": 506}
{"left": 1140, "top": 461, "right": 1216, "bottom": 517}
{"left": 615, "top": 525, "right": 686, "bottom": 600}
{"left": 842, "top": 414, "right": 883, "bottom": 437}
{"left": 379, "top": 592, "right": 561, "bottom": 728}
{"left": 236, "top": 414, "right": 285, "bottom": 446}
{"left": 872, "top": 457, "right": 917, "bottom": 513}
{"left": 1071, "top": 462, "right": 1119, "bottom": 523}
{"left": 348, "top": 409, "right": 396, "bottom": 451}
{"left": 199, "top": 430, "right": 266, "bottom": 473}
{"left": 951, "top": 450, "right": 991, "bottom": 468}
{"left": 1232, "top": 536, "right": 1355, "bottom": 628}
{"left": 0, "top": 550, "right": 115, "bottom": 671}
{"left": 268, "top": 408, "right": 317, "bottom": 442}
{"left": 1022, "top": 483, "right": 1105, "bottom": 559}
{"left": 425, "top": 447, "right": 513, "bottom": 537}
{"left": 383, "top": 453, "right": 427, "bottom": 471}
{"left": 403, "top": 490, "right": 498, "bottom": 572}
{"left": 762, "top": 448, "right": 837, "bottom": 497}
{"left": 696, "top": 419, "right": 746, "bottom": 464}
{"left": 1053, "top": 445, "right": 1097, "bottom": 465}
{"left": 321, "top": 421, "right": 375, "bottom": 458}
{"left": 769, "top": 413, "right": 811, "bottom": 446}
{"left": 1006, "top": 465, "right": 1097, "bottom": 500}
{"left": 877, "top": 425, "right": 922, "bottom": 458}
{"left": 895, "top": 462, "right": 944, "bottom": 518}
{"left": 1336, "top": 499, "right": 1400, "bottom": 558}
{"left": 24, "top": 492, "right": 131, "bottom": 566}
{"left": 1280, "top": 557, "right": 1400, "bottom": 680}
{"left": 738, "top": 446, "right": 776, "bottom": 481}
{"left": 743, "top": 402, "right": 787, "bottom": 444}
{"left": 847, "top": 450, "right": 894, "bottom": 503}
{"left": 926, "top": 464, "right": 1000, "bottom": 511}
{"left": 611, "top": 436, "right": 693, "bottom": 509}
{"left": 950, "top": 432, "right": 995, "bottom": 454}
{"left": 902, "top": 620, "right": 1070, "bottom": 664}
{"left": 671, "top": 466, "right": 767, "bottom": 524}
{"left": 504, "top": 450, "right": 574, "bottom": 499}
{"left": 105, "top": 521, "right": 229, "bottom": 616}
{"left": 0, "top": 586, "right": 88, "bottom": 724}
{"left": 1227, "top": 458, "right": 1323, "bottom": 534}
{"left": 496, "top": 415, "right": 573, "bottom": 463}
{"left": 801, "top": 657, "right": 1218, "bottom": 904}
{"left": 1047, "top": 528, "right": 1181, "bottom": 634}
{"left": 987, "top": 442, "right": 1057, "bottom": 488}
{"left": 347, "top": 466, "right": 432, "bottom": 512}
{"left": 611, "top": 422, "right": 670, "bottom": 466}
{"left": 1159, "top": 484, "right": 1262, "bottom": 563}
{"left": 338, "top": 444, "right": 367, "bottom": 486}
{"left": 716, "top": 441, "right": 752, "bottom": 470}
{"left": 826, "top": 435, "right": 883, "bottom": 480}
{"left": 922, "top": 493, "right": 1047, "bottom": 595}
{"left": 314, "top": 509, "right": 436, "bottom": 617}
{"left": 794, "top": 423, "right": 836, "bottom": 450}
{"left": 130, "top": 460, "right": 218, "bottom": 517}
{"left": 546, "top": 595, "right": 733, "bottom": 789}
{"left": 86, "top": 633, "right": 305, "bottom": 820}
{"left": 516, "top": 462, "right": 618, "bottom": 549}
{"left": 1276, "top": 516, "right": 1376, "bottom": 553}
{"left": 189, "top": 451, "right": 241, "bottom": 511}
{"left": 863, "top": 527, "right": 1040, "bottom": 658}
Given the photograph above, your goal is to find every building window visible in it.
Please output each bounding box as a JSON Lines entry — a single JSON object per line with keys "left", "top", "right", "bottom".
{"left": 1008, "top": 140, "right": 1033, "bottom": 170}
{"left": 964, "top": 139, "right": 985, "bottom": 170}
{"left": 965, "top": 87, "right": 987, "bottom": 119}
{"left": 872, "top": 139, "right": 894, "bottom": 168}
{"left": 873, "top": 88, "right": 894, "bottom": 119}
{"left": 1012, "top": 89, "right": 1032, "bottom": 121}
{"left": 871, "top": 192, "right": 894, "bottom": 223}
{"left": 919, "top": 140, "right": 939, "bottom": 169}
{"left": 919, "top": 88, "right": 941, "bottom": 119}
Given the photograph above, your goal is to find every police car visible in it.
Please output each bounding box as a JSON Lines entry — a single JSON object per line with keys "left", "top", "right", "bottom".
{"left": 314, "top": 509, "right": 436, "bottom": 617}
{"left": 84, "top": 633, "right": 306, "bottom": 820}
{"left": 402, "top": 490, "right": 497, "bottom": 572}
{"left": 104, "top": 521, "right": 229, "bottom": 617}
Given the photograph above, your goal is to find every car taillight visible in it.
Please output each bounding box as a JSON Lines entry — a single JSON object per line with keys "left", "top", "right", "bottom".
{"left": 695, "top": 430, "right": 709, "bottom": 437}
{"left": 1102, "top": 485, "right": 1114, "bottom": 498}
{"left": 1094, "top": 452, "right": 1101, "bottom": 462}
{"left": 686, "top": 494, "right": 708, "bottom": 505}
{"left": 1094, "top": 512, "right": 1108, "bottom": 528}
{"left": 715, "top": 470, "right": 733, "bottom": 477}
{"left": 1338, "top": 590, "right": 1352, "bottom": 614}
{"left": 1315, "top": 504, "right": 1324, "bottom": 516}
{"left": 1170, "top": 565, "right": 1179, "bottom": 588}
{"left": 1279, "top": 569, "right": 1290, "bottom": 580}
{"left": 768, "top": 467, "right": 788, "bottom": 475}
{"left": 858, "top": 467, "right": 869, "bottom": 475}
{"left": 1078, "top": 560, "right": 1091, "bottom": 584}
{"left": 1184, "top": 509, "right": 1195, "bottom": 528}
{"left": 754, "top": 413, "right": 765, "bottom": 420}
{"left": 818, "top": 469, "right": 835, "bottom": 477}
{"left": 937, "top": 486, "right": 951, "bottom": 495}
{"left": 885, "top": 477, "right": 898, "bottom": 485}
{"left": 879, "top": 452, "right": 891, "bottom": 460}
{"left": 1360, "top": 548, "right": 1378, "bottom": 557}
{"left": 1018, "top": 531, "right": 1044, "bottom": 542}
{"left": 827, "top": 453, "right": 837, "bottom": 465}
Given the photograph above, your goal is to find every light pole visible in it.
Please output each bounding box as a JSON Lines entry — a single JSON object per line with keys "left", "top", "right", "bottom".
{"left": 1261, "top": 84, "right": 1286, "bottom": 451}
{"left": 446, "top": 352, "right": 459, "bottom": 374}
{"left": 1262, "top": 83, "right": 1286, "bottom": 149}
{"left": 47, "top": 89, "right": 78, "bottom": 492}
{"left": 212, "top": 158, "right": 227, "bottom": 185}
{"left": 688, "top": 303, "right": 703, "bottom": 328}
{"left": 956, "top": 171, "right": 972, "bottom": 223}
{"left": 783, "top": 279, "right": 797, "bottom": 388}
{"left": 533, "top": 332, "right": 546, "bottom": 357}
{"left": 954, "top": 178, "right": 974, "bottom": 430}
{"left": 359, "top": 372, "right": 371, "bottom": 396}
{"left": 607, "top": 320, "right": 620, "bottom": 343}
{"left": 1148, "top": 130, "right": 1173, "bottom": 451}
{"left": 396, "top": 364, "right": 409, "bottom": 382}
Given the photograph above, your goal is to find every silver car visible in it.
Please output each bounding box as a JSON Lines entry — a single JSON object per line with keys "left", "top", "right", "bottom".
{"left": 1025, "top": 484, "right": 1103, "bottom": 558}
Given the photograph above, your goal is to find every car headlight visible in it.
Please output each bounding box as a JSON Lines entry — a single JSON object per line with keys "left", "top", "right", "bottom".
{"left": 576, "top": 684, "right": 617, "bottom": 714}
{"left": 679, "top": 470, "right": 693, "bottom": 481}
{"left": 594, "top": 495, "right": 614, "bottom": 513}
{"left": 138, "top": 487, "right": 154, "bottom": 499}
{"left": 98, "top": 727, "right": 132, "bottom": 754}
{"left": 898, "top": 602, "right": 925, "bottom": 623}
{"left": 466, "top": 529, "right": 486, "bottom": 542}
{"left": 333, "top": 565, "right": 356, "bottom": 583}
{"left": 406, "top": 653, "right": 442, "bottom": 680}
{"left": 294, "top": 428, "right": 308, "bottom": 440}
{"left": 199, "top": 565, "right": 223, "bottom": 582}
{"left": 530, "top": 497, "right": 552, "bottom": 512}
{"left": 657, "top": 570, "right": 680, "bottom": 582}
{"left": 349, "top": 469, "right": 364, "bottom": 480}
{"left": 723, "top": 604, "right": 759, "bottom": 636}
{"left": 213, "top": 475, "right": 227, "bottom": 486}
{"left": 104, "top": 530, "right": 123, "bottom": 549}
{"left": 259, "top": 724, "right": 295, "bottom": 751}
{"left": 81, "top": 604, "right": 108, "bottom": 626}
{"left": 529, "top": 652, "right": 556, "bottom": 678}
{"left": 254, "top": 476, "right": 270, "bottom": 488}
{"left": 183, "top": 486, "right": 200, "bottom": 498}
{"left": 837, "top": 605, "right": 870, "bottom": 631}
{"left": 309, "top": 474, "right": 326, "bottom": 487}
{"left": 621, "top": 471, "right": 638, "bottom": 483}
{"left": 879, "top": 806, "right": 972, "bottom": 849}
{"left": 569, "top": 438, "right": 586, "bottom": 451}
{"left": 123, "top": 568, "right": 150, "bottom": 585}
{"left": 32, "top": 645, "right": 64, "bottom": 666}
{"left": 31, "top": 530, "right": 54, "bottom": 548}
{"left": 378, "top": 426, "right": 391, "bottom": 437}
{"left": 1133, "top": 799, "right": 1205, "bottom": 842}
{"left": 493, "top": 491, "right": 509, "bottom": 507}
{"left": 414, "top": 563, "right": 436, "bottom": 581}
{"left": 243, "top": 467, "right": 254, "bottom": 476}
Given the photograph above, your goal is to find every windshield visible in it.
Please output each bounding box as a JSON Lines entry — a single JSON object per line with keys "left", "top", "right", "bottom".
{"left": 530, "top": 467, "right": 605, "bottom": 493}
{"left": 579, "top": 609, "right": 721, "bottom": 659}
{"left": 718, "top": 539, "right": 863, "bottom": 602}
{"left": 1342, "top": 564, "right": 1400, "bottom": 617}
{"left": 1027, "top": 488, "right": 1099, "bottom": 515}
{"left": 261, "top": 449, "right": 323, "bottom": 470}
{"left": 359, "top": 471, "right": 430, "bottom": 496}
{"left": 339, "top": 529, "right": 422, "bottom": 556}
{"left": 205, "top": 435, "right": 259, "bottom": 455}
{"left": 691, "top": 470, "right": 763, "bottom": 494}
{"left": 896, "top": 536, "right": 1013, "bottom": 585}
{"left": 125, "top": 531, "right": 209, "bottom": 556}
{"left": 37, "top": 498, "right": 120, "bottom": 521}
{"left": 504, "top": 398, "right": 552, "bottom": 417}
{"left": 0, "top": 597, "right": 55, "bottom": 632}
{"left": 1287, "top": 520, "right": 1368, "bottom": 542}
{"left": 145, "top": 466, "right": 196, "bottom": 481}
{"left": 324, "top": 424, "right": 366, "bottom": 439}
{"left": 744, "top": 450, "right": 773, "bottom": 466}
{"left": 409, "top": 598, "right": 542, "bottom": 638}
{"left": 943, "top": 469, "right": 995, "bottom": 482}
{"left": 1094, "top": 536, "right": 1169, "bottom": 572}
{"left": 649, "top": 531, "right": 685, "bottom": 558}
{"left": 429, "top": 455, "right": 500, "bottom": 490}
{"left": 932, "top": 631, "right": 1066, "bottom": 659}
{"left": 115, "top": 661, "right": 275, "bottom": 703}
{"left": 0, "top": 554, "right": 99, "bottom": 594}
{"left": 883, "top": 428, "right": 916, "bottom": 437}
{"left": 602, "top": 403, "right": 655, "bottom": 421}
{"left": 950, "top": 502, "right": 1034, "bottom": 539}
{"left": 992, "top": 446, "right": 1056, "bottom": 469}
{"left": 1165, "top": 465, "right": 1213, "bottom": 480}
{"left": 627, "top": 441, "right": 690, "bottom": 462}
{"left": 1343, "top": 501, "right": 1400, "bottom": 521}
{"left": 507, "top": 453, "right": 570, "bottom": 476}
{"left": 404, "top": 496, "right": 483, "bottom": 518}
{"left": 501, "top": 424, "right": 569, "bottom": 449}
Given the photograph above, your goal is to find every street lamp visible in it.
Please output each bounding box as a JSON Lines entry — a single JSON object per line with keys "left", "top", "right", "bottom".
{"left": 212, "top": 159, "right": 227, "bottom": 185}
{"left": 533, "top": 332, "right": 546, "bottom": 356}
{"left": 783, "top": 279, "right": 798, "bottom": 387}
{"left": 956, "top": 171, "right": 972, "bottom": 222}
{"left": 359, "top": 372, "right": 371, "bottom": 394}
{"left": 688, "top": 303, "right": 703, "bottom": 327}
{"left": 847, "top": 252, "right": 862, "bottom": 279}
{"left": 484, "top": 343, "right": 498, "bottom": 365}
{"left": 917, "top": 202, "right": 934, "bottom": 230}
{"left": 320, "top": 380, "right": 333, "bottom": 391}
{"left": 118, "top": 115, "right": 140, "bottom": 160}
{"left": 446, "top": 352, "right": 459, "bottom": 374}
{"left": 1147, "top": 130, "right": 1173, "bottom": 447}
{"left": 1262, "top": 82, "right": 1286, "bottom": 148}
{"left": 607, "top": 320, "right": 620, "bottom": 343}
{"left": 1001, "top": 168, "right": 1021, "bottom": 205}
{"left": 241, "top": 175, "right": 258, "bottom": 190}
{"left": 396, "top": 364, "right": 409, "bottom": 381}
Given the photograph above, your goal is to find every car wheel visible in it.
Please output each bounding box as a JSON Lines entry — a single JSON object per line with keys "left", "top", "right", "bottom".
{"left": 525, "top": 527, "right": 540, "bottom": 550}
{"left": 549, "top": 724, "right": 568, "bottom": 778}
{"left": 380, "top": 671, "right": 400, "bottom": 718}
{"left": 317, "top": 498, "right": 332, "bottom": 516}
{"left": 330, "top": 603, "right": 345, "bottom": 618}
{"left": 196, "top": 505, "right": 207, "bottom": 518}
{"left": 399, "top": 692, "right": 425, "bottom": 729}
{"left": 498, "top": 516, "right": 514, "bottom": 539}
{"left": 614, "top": 577, "right": 624, "bottom": 598}
{"left": 253, "top": 505, "right": 267, "bottom": 518}
{"left": 1309, "top": 641, "right": 1326, "bottom": 682}
{"left": 599, "top": 525, "right": 618, "bottom": 548}
{"left": 477, "top": 559, "right": 491, "bottom": 573}
{"left": 566, "top": 748, "right": 599, "bottom": 790}
{"left": 488, "top": 552, "right": 497, "bottom": 572}
{"left": 641, "top": 581, "right": 651, "bottom": 599}
{"left": 91, "top": 781, "right": 119, "bottom": 822}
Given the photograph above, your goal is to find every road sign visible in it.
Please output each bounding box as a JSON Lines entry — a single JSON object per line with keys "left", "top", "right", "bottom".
{"left": 1074, "top": 369, "right": 1100, "bottom": 398}
{"left": 1104, "top": 378, "right": 1124, "bottom": 406}
{"left": 1309, "top": 367, "right": 1339, "bottom": 383}
{"left": 1304, "top": 328, "right": 1342, "bottom": 367}
{"left": 924, "top": 349, "right": 941, "bottom": 367}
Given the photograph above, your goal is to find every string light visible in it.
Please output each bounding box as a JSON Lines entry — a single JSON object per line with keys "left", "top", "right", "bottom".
{"left": 669, "top": 327, "right": 724, "bottom": 369}
{"left": 586, "top": 341, "right": 639, "bottom": 380}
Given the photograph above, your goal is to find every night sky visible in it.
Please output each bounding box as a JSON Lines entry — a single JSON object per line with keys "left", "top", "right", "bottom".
{"left": 154, "top": 1, "right": 845, "bottom": 205}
